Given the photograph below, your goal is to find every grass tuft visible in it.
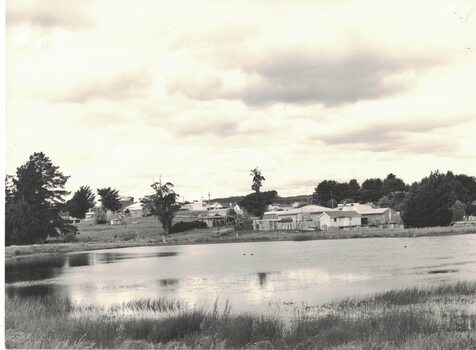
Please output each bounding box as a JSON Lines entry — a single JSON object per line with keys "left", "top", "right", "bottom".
{"left": 5, "top": 281, "right": 476, "bottom": 349}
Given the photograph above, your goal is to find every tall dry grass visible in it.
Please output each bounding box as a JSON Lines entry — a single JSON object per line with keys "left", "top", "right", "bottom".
{"left": 5, "top": 281, "right": 476, "bottom": 349}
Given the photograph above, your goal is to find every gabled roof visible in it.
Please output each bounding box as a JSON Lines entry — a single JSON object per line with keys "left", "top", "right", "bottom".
{"left": 323, "top": 210, "right": 361, "bottom": 218}
{"left": 266, "top": 204, "right": 338, "bottom": 216}
{"left": 339, "top": 203, "right": 389, "bottom": 215}
{"left": 124, "top": 202, "right": 143, "bottom": 211}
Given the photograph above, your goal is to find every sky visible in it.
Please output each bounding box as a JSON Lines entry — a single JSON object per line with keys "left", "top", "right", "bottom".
{"left": 5, "top": 0, "right": 476, "bottom": 201}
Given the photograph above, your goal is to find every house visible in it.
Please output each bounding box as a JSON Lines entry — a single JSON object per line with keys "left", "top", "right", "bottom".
{"left": 119, "top": 196, "right": 135, "bottom": 210}
{"left": 318, "top": 211, "right": 361, "bottom": 230}
{"left": 339, "top": 203, "right": 404, "bottom": 228}
{"left": 234, "top": 204, "right": 244, "bottom": 216}
{"left": 123, "top": 202, "right": 148, "bottom": 218}
{"left": 453, "top": 216, "right": 476, "bottom": 227}
{"left": 208, "top": 202, "right": 224, "bottom": 210}
{"left": 253, "top": 204, "right": 339, "bottom": 231}
{"left": 199, "top": 209, "right": 235, "bottom": 227}
{"left": 181, "top": 200, "right": 209, "bottom": 211}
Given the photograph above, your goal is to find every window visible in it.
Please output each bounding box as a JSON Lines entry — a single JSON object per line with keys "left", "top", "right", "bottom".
{"left": 334, "top": 218, "right": 337, "bottom": 222}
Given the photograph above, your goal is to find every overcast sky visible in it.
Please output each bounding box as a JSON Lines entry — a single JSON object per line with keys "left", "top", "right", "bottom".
{"left": 5, "top": 0, "right": 476, "bottom": 201}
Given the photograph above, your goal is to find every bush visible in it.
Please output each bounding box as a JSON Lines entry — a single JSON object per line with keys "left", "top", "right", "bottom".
{"left": 170, "top": 221, "right": 208, "bottom": 233}
{"left": 62, "top": 232, "right": 78, "bottom": 243}
{"left": 95, "top": 210, "right": 107, "bottom": 224}
{"left": 234, "top": 218, "right": 253, "bottom": 231}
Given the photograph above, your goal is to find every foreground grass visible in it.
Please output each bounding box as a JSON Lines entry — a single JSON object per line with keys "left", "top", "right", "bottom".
{"left": 5, "top": 281, "right": 476, "bottom": 349}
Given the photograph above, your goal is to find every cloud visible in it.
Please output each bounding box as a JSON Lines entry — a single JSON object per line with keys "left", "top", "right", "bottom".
{"left": 167, "top": 115, "right": 272, "bottom": 138}
{"left": 57, "top": 72, "right": 151, "bottom": 103}
{"left": 6, "top": 1, "right": 92, "bottom": 30}
{"left": 318, "top": 116, "right": 472, "bottom": 153}
{"left": 168, "top": 49, "right": 444, "bottom": 107}
{"left": 172, "top": 119, "right": 240, "bottom": 137}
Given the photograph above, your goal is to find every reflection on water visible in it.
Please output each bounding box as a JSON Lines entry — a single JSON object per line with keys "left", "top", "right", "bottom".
{"left": 159, "top": 279, "right": 179, "bottom": 287}
{"left": 5, "top": 235, "right": 476, "bottom": 314}
{"left": 257, "top": 272, "right": 267, "bottom": 287}
{"left": 6, "top": 255, "right": 67, "bottom": 284}
{"left": 95, "top": 251, "right": 179, "bottom": 264}
{"left": 6, "top": 284, "right": 69, "bottom": 298}
{"left": 6, "top": 250, "right": 179, "bottom": 284}
{"left": 428, "top": 269, "right": 459, "bottom": 274}
{"left": 68, "top": 253, "right": 91, "bottom": 267}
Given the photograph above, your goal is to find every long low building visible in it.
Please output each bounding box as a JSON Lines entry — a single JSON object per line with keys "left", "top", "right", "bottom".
{"left": 339, "top": 203, "right": 404, "bottom": 228}
{"left": 253, "top": 203, "right": 403, "bottom": 231}
{"left": 255, "top": 205, "right": 338, "bottom": 230}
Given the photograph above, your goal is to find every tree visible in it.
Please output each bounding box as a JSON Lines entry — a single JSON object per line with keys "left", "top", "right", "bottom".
{"left": 311, "top": 180, "right": 349, "bottom": 206}
{"left": 382, "top": 173, "right": 406, "bottom": 195}
{"left": 348, "top": 179, "right": 361, "bottom": 202}
{"left": 141, "top": 182, "right": 180, "bottom": 235}
{"left": 66, "top": 186, "right": 96, "bottom": 219}
{"left": 402, "top": 171, "right": 469, "bottom": 227}
{"left": 97, "top": 187, "right": 122, "bottom": 213}
{"left": 312, "top": 180, "right": 338, "bottom": 205}
{"left": 238, "top": 190, "right": 278, "bottom": 218}
{"left": 378, "top": 191, "right": 408, "bottom": 212}
{"left": 5, "top": 152, "right": 73, "bottom": 245}
{"left": 455, "top": 174, "right": 476, "bottom": 215}
{"left": 450, "top": 200, "right": 466, "bottom": 222}
{"left": 360, "top": 178, "right": 383, "bottom": 203}
{"left": 250, "top": 168, "right": 265, "bottom": 193}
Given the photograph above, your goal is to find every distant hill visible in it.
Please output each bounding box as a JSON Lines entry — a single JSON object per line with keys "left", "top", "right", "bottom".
{"left": 274, "top": 194, "right": 312, "bottom": 205}
{"left": 211, "top": 194, "right": 312, "bottom": 206}
{"left": 210, "top": 196, "right": 245, "bottom": 206}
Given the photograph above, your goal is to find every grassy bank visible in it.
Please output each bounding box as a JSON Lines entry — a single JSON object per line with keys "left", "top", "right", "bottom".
{"left": 5, "top": 215, "right": 476, "bottom": 262}
{"left": 5, "top": 281, "right": 476, "bottom": 349}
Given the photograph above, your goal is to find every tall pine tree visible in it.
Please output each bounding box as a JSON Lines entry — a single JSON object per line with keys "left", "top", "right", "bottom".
{"left": 5, "top": 152, "right": 72, "bottom": 245}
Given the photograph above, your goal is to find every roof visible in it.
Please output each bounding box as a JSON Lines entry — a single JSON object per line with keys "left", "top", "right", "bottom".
{"left": 265, "top": 204, "right": 338, "bottom": 216}
{"left": 124, "top": 202, "right": 143, "bottom": 211}
{"left": 340, "top": 203, "right": 389, "bottom": 215}
{"left": 323, "top": 210, "right": 361, "bottom": 218}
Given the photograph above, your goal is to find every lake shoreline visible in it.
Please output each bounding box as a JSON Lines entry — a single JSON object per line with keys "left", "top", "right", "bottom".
{"left": 5, "top": 225, "right": 476, "bottom": 263}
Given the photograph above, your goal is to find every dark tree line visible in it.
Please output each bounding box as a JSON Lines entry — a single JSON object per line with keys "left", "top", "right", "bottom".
{"left": 312, "top": 173, "right": 408, "bottom": 207}
{"left": 402, "top": 171, "right": 475, "bottom": 227}
{"left": 311, "top": 171, "right": 476, "bottom": 227}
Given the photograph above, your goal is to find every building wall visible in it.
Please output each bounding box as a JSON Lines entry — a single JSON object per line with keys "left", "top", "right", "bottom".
{"left": 319, "top": 215, "right": 361, "bottom": 230}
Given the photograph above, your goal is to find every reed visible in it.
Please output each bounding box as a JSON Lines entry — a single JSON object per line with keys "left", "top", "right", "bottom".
{"left": 5, "top": 281, "right": 476, "bottom": 349}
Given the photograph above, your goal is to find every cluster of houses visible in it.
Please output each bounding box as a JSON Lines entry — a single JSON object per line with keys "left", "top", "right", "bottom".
{"left": 253, "top": 203, "right": 404, "bottom": 231}
{"left": 120, "top": 198, "right": 243, "bottom": 228}
{"left": 76, "top": 195, "right": 476, "bottom": 230}
{"left": 78, "top": 195, "right": 405, "bottom": 231}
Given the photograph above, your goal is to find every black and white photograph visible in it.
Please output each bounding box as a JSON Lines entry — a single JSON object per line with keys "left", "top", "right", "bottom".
{"left": 3, "top": 0, "right": 476, "bottom": 349}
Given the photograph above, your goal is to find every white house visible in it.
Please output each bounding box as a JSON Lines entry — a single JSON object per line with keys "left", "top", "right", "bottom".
{"left": 208, "top": 202, "right": 224, "bottom": 210}
{"left": 234, "top": 204, "right": 244, "bottom": 216}
{"left": 181, "top": 200, "right": 209, "bottom": 211}
{"left": 123, "top": 202, "right": 147, "bottom": 218}
{"left": 318, "top": 211, "right": 361, "bottom": 230}
{"left": 339, "top": 203, "right": 403, "bottom": 228}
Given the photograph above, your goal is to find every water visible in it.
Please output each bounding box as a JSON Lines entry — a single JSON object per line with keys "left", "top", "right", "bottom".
{"left": 5, "top": 235, "right": 476, "bottom": 314}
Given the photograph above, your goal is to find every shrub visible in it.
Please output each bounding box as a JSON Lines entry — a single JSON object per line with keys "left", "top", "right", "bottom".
{"left": 95, "top": 210, "right": 107, "bottom": 224}
{"left": 62, "top": 232, "right": 78, "bottom": 243}
{"left": 170, "top": 221, "right": 208, "bottom": 233}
